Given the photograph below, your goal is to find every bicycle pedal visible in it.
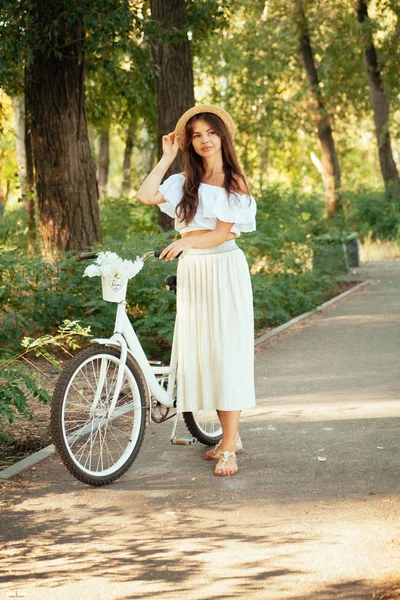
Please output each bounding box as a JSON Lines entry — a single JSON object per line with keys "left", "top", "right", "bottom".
{"left": 170, "top": 437, "right": 197, "bottom": 445}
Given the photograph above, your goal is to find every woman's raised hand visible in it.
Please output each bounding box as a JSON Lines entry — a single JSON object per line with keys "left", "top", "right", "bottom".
{"left": 162, "top": 132, "right": 180, "bottom": 159}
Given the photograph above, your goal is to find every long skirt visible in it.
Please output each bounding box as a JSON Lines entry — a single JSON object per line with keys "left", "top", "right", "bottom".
{"left": 174, "top": 239, "right": 256, "bottom": 412}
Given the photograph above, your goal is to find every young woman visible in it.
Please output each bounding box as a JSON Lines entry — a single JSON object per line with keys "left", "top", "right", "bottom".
{"left": 137, "top": 105, "right": 256, "bottom": 476}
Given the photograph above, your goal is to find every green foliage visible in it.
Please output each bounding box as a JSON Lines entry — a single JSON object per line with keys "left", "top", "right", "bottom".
{"left": 251, "top": 269, "right": 338, "bottom": 329}
{"left": 0, "top": 0, "right": 154, "bottom": 130}
{"left": 0, "top": 209, "right": 180, "bottom": 358}
{"left": 2, "top": 182, "right": 395, "bottom": 401}
{"left": 0, "top": 363, "right": 51, "bottom": 438}
{"left": 1, "top": 0, "right": 399, "bottom": 456}
{"left": 0, "top": 94, "right": 19, "bottom": 198}
{"left": 235, "top": 183, "right": 344, "bottom": 326}
{"left": 2, "top": 0, "right": 400, "bottom": 204}
{"left": 0, "top": 320, "right": 91, "bottom": 441}
{"left": 239, "top": 183, "right": 325, "bottom": 273}
{"left": 0, "top": 202, "right": 31, "bottom": 248}
{"left": 0, "top": 186, "right": 339, "bottom": 364}
{"left": 192, "top": 0, "right": 400, "bottom": 192}
{"left": 85, "top": 25, "right": 155, "bottom": 131}
{"left": 20, "top": 320, "right": 92, "bottom": 361}
{"left": 101, "top": 196, "right": 158, "bottom": 241}
{"left": 344, "top": 188, "right": 400, "bottom": 241}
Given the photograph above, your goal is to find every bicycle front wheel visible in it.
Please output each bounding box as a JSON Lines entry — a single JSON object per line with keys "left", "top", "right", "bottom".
{"left": 51, "top": 346, "right": 147, "bottom": 486}
{"left": 182, "top": 411, "right": 222, "bottom": 446}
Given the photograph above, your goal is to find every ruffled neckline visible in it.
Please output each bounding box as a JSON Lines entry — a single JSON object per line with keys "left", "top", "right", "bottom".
{"left": 171, "top": 173, "right": 252, "bottom": 199}
{"left": 200, "top": 182, "right": 224, "bottom": 190}
{"left": 184, "top": 175, "right": 250, "bottom": 197}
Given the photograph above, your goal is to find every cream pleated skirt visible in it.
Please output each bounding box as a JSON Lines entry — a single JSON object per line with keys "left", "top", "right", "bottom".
{"left": 174, "top": 239, "right": 256, "bottom": 412}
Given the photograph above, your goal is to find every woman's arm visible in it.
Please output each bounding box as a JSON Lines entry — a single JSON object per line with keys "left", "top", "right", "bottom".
{"left": 136, "top": 133, "right": 179, "bottom": 205}
{"left": 160, "top": 220, "right": 234, "bottom": 260}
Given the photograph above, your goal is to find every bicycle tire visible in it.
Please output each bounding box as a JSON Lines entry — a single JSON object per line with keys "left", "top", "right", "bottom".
{"left": 51, "top": 345, "right": 147, "bottom": 486}
{"left": 182, "top": 411, "right": 222, "bottom": 446}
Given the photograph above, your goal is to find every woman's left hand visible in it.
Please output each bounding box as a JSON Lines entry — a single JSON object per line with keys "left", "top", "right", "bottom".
{"left": 160, "top": 238, "right": 194, "bottom": 261}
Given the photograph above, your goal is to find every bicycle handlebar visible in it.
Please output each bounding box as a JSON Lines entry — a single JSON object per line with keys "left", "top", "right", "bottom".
{"left": 78, "top": 250, "right": 182, "bottom": 262}
{"left": 154, "top": 250, "right": 182, "bottom": 259}
{"left": 78, "top": 252, "right": 99, "bottom": 261}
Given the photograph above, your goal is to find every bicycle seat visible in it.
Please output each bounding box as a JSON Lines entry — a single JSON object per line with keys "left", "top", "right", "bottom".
{"left": 165, "top": 274, "right": 177, "bottom": 292}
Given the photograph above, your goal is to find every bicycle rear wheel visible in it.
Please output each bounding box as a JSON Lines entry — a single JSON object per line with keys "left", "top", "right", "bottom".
{"left": 51, "top": 345, "right": 147, "bottom": 486}
{"left": 182, "top": 411, "right": 222, "bottom": 446}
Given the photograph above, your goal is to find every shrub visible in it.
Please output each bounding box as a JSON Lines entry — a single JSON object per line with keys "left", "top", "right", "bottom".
{"left": 1, "top": 233, "right": 342, "bottom": 360}
{"left": 343, "top": 188, "right": 400, "bottom": 241}
{"left": 0, "top": 187, "right": 343, "bottom": 362}
{"left": 101, "top": 196, "right": 159, "bottom": 241}
{"left": 0, "top": 233, "right": 179, "bottom": 358}
{"left": 0, "top": 321, "right": 91, "bottom": 442}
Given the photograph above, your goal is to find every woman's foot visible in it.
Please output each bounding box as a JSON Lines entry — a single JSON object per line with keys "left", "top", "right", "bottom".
{"left": 214, "top": 451, "right": 238, "bottom": 476}
{"left": 203, "top": 437, "right": 243, "bottom": 460}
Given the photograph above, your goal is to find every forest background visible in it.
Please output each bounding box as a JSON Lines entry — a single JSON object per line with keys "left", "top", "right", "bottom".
{"left": 0, "top": 0, "right": 399, "bottom": 445}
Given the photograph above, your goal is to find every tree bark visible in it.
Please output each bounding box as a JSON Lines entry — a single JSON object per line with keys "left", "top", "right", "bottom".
{"left": 355, "top": 0, "right": 399, "bottom": 195}
{"left": 150, "top": 0, "right": 195, "bottom": 230}
{"left": 25, "top": 116, "right": 34, "bottom": 197}
{"left": 121, "top": 126, "right": 134, "bottom": 196}
{"left": 98, "top": 127, "right": 110, "bottom": 199}
{"left": 293, "top": 0, "right": 342, "bottom": 219}
{"left": 25, "top": 5, "right": 101, "bottom": 256}
{"left": 25, "top": 118, "right": 37, "bottom": 251}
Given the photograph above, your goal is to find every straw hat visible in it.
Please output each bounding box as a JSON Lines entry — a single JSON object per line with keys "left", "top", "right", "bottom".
{"left": 174, "top": 104, "right": 235, "bottom": 150}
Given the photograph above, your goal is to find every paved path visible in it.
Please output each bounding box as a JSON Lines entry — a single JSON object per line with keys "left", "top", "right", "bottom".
{"left": 1, "top": 262, "right": 400, "bottom": 600}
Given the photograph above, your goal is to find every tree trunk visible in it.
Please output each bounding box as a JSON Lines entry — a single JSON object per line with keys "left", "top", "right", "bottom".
{"left": 13, "top": 92, "right": 36, "bottom": 249}
{"left": 293, "top": 0, "right": 342, "bottom": 219}
{"left": 355, "top": 0, "right": 399, "bottom": 195}
{"left": 98, "top": 127, "right": 110, "bottom": 199}
{"left": 121, "top": 126, "right": 134, "bottom": 196}
{"left": 150, "top": 0, "right": 195, "bottom": 230}
{"left": 25, "top": 97, "right": 36, "bottom": 250}
{"left": 25, "top": 6, "right": 101, "bottom": 256}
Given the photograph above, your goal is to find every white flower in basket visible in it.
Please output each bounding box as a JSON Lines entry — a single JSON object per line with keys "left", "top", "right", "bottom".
{"left": 83, "top": 251, "right": 144, "bottom": 302}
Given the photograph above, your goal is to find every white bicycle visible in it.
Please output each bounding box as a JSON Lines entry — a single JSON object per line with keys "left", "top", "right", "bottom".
{"left": 50, "top": 250, "right": 222, "bottom": 486}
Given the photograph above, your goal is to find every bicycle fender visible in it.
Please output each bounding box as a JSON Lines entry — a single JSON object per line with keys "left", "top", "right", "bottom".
{"left": 90, "top": 338, "right": 121, "bottom": 348}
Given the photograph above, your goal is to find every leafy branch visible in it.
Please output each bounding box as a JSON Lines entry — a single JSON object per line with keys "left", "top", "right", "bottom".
{"left": 0, "top": 320, "right": 91, "bottom": 440}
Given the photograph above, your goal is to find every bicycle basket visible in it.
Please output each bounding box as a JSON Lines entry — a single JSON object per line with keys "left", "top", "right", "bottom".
{"left": 101, "top": 275, "right": 128, "bottom": 303}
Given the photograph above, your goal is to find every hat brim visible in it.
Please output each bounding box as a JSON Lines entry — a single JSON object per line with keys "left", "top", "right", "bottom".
{"left": 174, "top": 104, "right": 235, "bottom": 150}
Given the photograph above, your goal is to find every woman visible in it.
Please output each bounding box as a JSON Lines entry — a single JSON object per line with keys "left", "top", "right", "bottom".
{"left": 137, "top": 104, "right": 256, "bottom": 476}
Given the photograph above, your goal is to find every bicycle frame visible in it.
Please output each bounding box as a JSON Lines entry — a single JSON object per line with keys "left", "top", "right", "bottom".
{"left": 80, "top": 250, "right": 198, "bottom": 444}
{"left": 49, "top": 251, "right": 223, "bottom": 488}
{"left": 91, "top": 300, "right": 178, "bottom": 411}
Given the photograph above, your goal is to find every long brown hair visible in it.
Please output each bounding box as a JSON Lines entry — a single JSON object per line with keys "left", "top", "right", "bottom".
{"left": 176, "top": 113, "right": 249, "bottom": 225}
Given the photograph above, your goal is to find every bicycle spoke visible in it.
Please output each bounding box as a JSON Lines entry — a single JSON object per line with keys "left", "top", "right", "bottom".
{"left": 66, "top": 419, "right": 93, "bottom": 445}
{"left": 54, "top": 348, "right": 146, "bottom": 482}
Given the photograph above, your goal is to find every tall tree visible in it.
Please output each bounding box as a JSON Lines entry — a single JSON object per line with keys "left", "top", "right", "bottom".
{"left": 98, "top": 127, "right": 110, "bottom": 199}
{"left": 121, "top": 124, "right": 134, "bottom": 195}
{"left": 0, "top": 0, "right": 138, "bottom": 254}
{"left": 24, "top": 3, "right": 101, "bottom": 255}
{"left": 24, "top": 93, "right": 36, "bottom": 250}
{"left": 293, "top": 0, "right": 342, "bottom": 219}
{"left": 150, "top": 0, "right": 195, "bottom": 230}
{"left": 355, "top": 0, "right": 399, "bottom": 196}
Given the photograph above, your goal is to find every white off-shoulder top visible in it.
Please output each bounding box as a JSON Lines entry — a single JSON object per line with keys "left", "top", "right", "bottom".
{"left": 158, "top": 173, "right": 257, "bottom": 237}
